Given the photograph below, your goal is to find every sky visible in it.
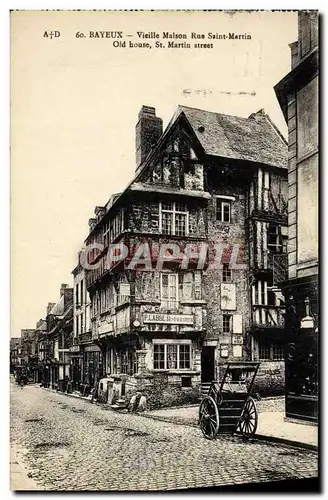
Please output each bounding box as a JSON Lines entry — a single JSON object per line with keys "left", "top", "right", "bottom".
{"left": 10, "top": 10, "right": 298, "bottom": 336}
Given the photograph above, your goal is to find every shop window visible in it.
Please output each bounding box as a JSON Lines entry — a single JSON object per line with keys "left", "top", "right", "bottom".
{"left": 179, "top": 345, "right": 191, "bottom": 369}
{"left": 259, "top": 340, "right": 284, "bottom": 361}
{"left": 273, "top": 343, "right": 284, "bottom": 361}
{"left": 153, "top": 343, "right": 191, "bottom": 370}
{"left": 153, "top": 344, "right": 165, "bottom": 370}
{"left": 259, "top": 340, "right": 271, "bottom": 360}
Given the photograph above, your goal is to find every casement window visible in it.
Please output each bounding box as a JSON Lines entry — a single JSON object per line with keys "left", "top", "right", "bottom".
{"left": 159, "top": 201, "right": 188, "bottom": 236}
{"left": 223, "top": 314, "right": 232, "bottom": 333}
{"left": 80, "top": 313, "right": 84, "bottom": 334}
{"left": 153, "top": 343, "right": 191, "bottom": 370}
{"left": 222, "top": 264, "right": 232, "bottom": 282}
{"left": 76, "top": 315, "right": 79, "bottom": 335}
{"left": 258, "top": 340, "right": 284, "bottom": 361}
{"left": 267, "top": 224, "right": 287, "bottom": 253}
{"left": 160, "top": 273, "right": 178, "bottom": 309}
{"left": 216, "top": 200, "right": 231, "bottom": 223}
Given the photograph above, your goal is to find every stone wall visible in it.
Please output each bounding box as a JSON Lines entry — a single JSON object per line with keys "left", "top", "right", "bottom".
{"left": 204, "top": 186, "right": 251, "bottom": 359}
{"left": 251, "top": 361, "right": 285, "bottom": 397}
{"left": 123, "top": 372, "right": 200, "bottom": 410}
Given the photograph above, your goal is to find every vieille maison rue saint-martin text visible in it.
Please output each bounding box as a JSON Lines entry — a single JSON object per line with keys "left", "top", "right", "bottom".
{"left": 87, "top": 30, "right": 252, "bottom": 49}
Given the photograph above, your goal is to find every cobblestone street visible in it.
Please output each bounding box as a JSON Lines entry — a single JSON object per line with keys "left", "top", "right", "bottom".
{"left": 10, "top": 381, "right": 318, "bottom": 492}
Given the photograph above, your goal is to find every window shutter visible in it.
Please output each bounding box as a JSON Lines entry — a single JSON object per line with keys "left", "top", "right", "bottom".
{"left": 182, "top": 272, "right": 193, "bottom": 300}
{"left": 232, "top": 314, "right": 243, "bottom": 333}
{"left": 119, "top": 283, "right": 130, "bottom": 297}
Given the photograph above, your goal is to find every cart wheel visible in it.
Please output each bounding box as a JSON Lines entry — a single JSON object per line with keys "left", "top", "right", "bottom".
{"left": 236, "top": 396, "right": 258, "bottom": 438}
{"left": 199, "top": 395, "right": 219, "bottom": 440}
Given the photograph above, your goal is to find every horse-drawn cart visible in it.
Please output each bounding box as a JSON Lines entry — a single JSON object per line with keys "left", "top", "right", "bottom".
{"left": 199, "top": 362, "right": 260, "bottom": 440}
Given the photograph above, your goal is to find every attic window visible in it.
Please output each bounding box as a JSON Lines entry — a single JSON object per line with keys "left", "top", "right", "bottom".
{"left": 198, "top": 126, "right": 205, "bottom": 133}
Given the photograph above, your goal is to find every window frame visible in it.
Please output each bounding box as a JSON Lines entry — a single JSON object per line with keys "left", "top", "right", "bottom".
{"left": 160, "top": 273, "right": 179, "bottom": 310}
{"left": 216, "top": 199, "right": 232, "bottom": 223}
{"left": 222, "top": 264, "right": 232, "bottom": 283}
{"left": 258, "top": 340, "right": 284, "bottom": 361}
{"left": 223, "top": 314, "right": 233, "bottom": 334}
{"left": 267, "top": 224, "right": 284, "bottom": 253}
{"left": 159, "top": 201, "right": 189, "bottom": 236}
{"left": 153, "top": 343, "right": 192, "bottom": 371}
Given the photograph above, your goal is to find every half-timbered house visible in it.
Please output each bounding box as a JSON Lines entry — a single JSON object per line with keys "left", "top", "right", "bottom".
{"left": 83, "top": 104, "right": 288, "bottom": 406}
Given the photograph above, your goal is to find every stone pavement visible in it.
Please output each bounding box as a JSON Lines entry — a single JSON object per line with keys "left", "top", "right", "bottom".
{"left": 10, "top": 382, "right": 318, "bottom": 491}
{"left": 10, "top": 445, "right": 39, "bottom": 491}
{"left": 142, "top": 397, "right": 318, "bottom": 449}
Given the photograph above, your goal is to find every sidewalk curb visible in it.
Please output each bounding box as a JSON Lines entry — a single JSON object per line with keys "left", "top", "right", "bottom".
{"left": 39, "top": 387, "right": 317, "bottom": 452}
{"left": 253, "top": 433, "right": 318, "bottom": 452}
{"left": 138, "top": 413, "right": 318, "bottom": 451}
{"left": 41, "top": 386, "right": 111, "bottom": 408}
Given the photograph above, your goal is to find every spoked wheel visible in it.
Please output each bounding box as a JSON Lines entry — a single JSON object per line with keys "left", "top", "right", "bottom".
{"left": 236, "top": 396, "right": 258, "bottom": 438}
{"left": 199, "top": 396, "right": 219, "bottom": 440}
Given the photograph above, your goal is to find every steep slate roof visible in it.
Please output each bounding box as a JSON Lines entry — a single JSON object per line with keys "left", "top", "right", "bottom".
{"left": 49, "top": 295, "right": 65, "bottom": 317}
{"left": 177, "top": 105, "right": 287, "bottom": 169}
{"left": 85, "top": 104, "right": 287, "bottom": 242}
{"left": 35, "top": 319, "right": 47, "bottom": 332}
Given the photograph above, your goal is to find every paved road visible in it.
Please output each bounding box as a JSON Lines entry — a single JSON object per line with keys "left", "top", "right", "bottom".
{"left": 10, "top": 381, "right": 318, "bottom": 491}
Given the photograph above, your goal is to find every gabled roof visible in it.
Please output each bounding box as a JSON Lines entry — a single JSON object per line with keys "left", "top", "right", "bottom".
{"left": 35, "top": 319, "right": 47, "bottom": 332}
{"left": 49, "top": 295, "right": 65, "bottom": 316}
{"left": 177, "top": 105, "right": 287, "bottom": 169}
{"left": 85, "top": 104, "right": 287, "bottom": 241}
{"left": 48, "top": 305, "right": 73, "bottom": 336}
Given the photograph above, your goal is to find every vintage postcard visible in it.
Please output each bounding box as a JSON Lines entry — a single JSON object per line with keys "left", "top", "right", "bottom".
{"left": 10, "top": 9, "right": 319, "bottom": 492}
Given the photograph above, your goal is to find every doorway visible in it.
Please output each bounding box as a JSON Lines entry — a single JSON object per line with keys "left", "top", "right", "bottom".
{"left": 201, "top": 346, "right": 216, "bottom": 383}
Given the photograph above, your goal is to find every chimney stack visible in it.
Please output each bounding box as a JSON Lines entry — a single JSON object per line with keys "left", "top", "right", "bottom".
{"left": 136, "top": 105, "right": 163, "bottom": 169}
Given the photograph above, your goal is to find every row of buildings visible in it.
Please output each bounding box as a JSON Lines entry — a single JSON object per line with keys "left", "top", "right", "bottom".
{"left": 11, "top": 12, "right": 318, "bottom": 420}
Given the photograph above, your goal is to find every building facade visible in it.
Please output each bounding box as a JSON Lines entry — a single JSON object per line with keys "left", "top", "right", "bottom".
{"left": 10, "top": 338, "right": 21, "bottom": 372}
{"left": 71, "top": 258, "right": 101, "bottom": 394}
{"left": 44, "top": 284, "right": 73, "bottom": 390}
{"left": 81, "top": 104, "right": 288, "bottom": 408}
{"left": 275, "top": 11, "right": 319, "bottom": 422}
